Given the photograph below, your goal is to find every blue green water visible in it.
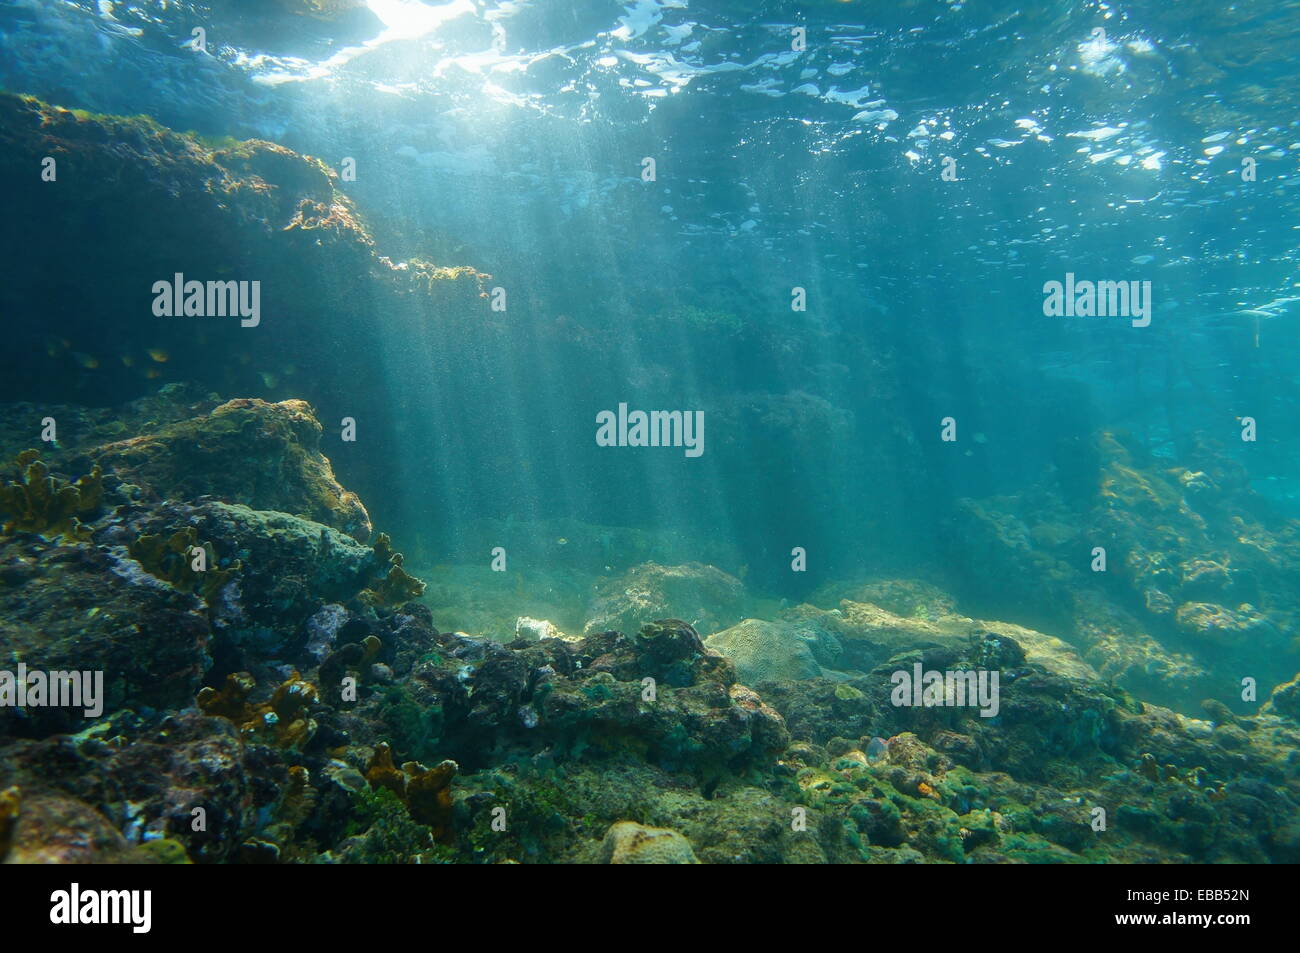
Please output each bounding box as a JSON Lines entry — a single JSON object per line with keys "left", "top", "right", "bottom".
{"left": 3, "top": 0, "right": 1300, "bottom": 869}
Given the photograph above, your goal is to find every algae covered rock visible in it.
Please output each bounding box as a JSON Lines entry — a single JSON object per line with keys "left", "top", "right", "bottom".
{"left": 105, "top": 499, "right": 384, "bottom": 661}
{"left": 810, "top": 578, "right": 958, "bottom": 621}
{"left": 599, "top": 821, "right": 699, "bottom": 864}
{"left": 1264, "top": 672, "right": 1300, "bottom": 722}
{"left": 0, "top": 786, "right": 18, "bottom": 862}
{"left": 1, "top": 793, "right": 130, "bottom": 864}
{"left": 1174, "top": 601, "right": 1270, "bottom": 645}
{"left": 951, "top": 429, "right": 1300, "bottom": 709}
{"left": 832, "top": 599, "right": 1095, "bottom": 682}
{"left": 0, "top": 535, "right": 212, "bottom": 735}
{"left": 583, "top": 561, "right": 746, "bottom": 636}
{"left": 88, "top": 398, "right": 372, "bottom": 542}
{"left": 534, "top": 630, "right": 787, "bottom": 771}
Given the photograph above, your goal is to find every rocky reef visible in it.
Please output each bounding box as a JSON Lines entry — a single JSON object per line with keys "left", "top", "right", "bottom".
{"left": 950, "top": 430, "right": 1300, "bottom": 712}
{"left": 2, "top": 389, "right": 1299, "bottom": 865}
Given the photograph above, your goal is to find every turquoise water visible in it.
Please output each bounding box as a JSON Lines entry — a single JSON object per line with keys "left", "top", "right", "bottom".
{"left": 1, "top": 0, "right": 1299, "bottom": 866}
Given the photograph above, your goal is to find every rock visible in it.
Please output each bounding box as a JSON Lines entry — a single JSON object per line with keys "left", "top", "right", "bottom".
{"left": 535, "top": 661, "right": 788, "bottom": 772}
{"left": 634, "top": 618, "right": 717, "bottom": 686}
{"left": 2, "top": 793, "right": 130, "bottom": 864}
{"left": 0, "top": 536, "right": 212, "bottom": 735}
{"left": 514, "top": 616, "right": 570, "bottom": 642}
{"left": 705, "top": 619, "right": 825, "bottom": 684}
{"left": 111, "top": 500, "right": 380, "bottom": 658}
{"left": 583, "top": 562, "right": 746, "bottom": 637}
{"left": 834, "top": 600, "right": 1096, "bottom": 682}
{"left": 1265, "top": 672, "right": 1300, "bottom": 722}
{"left": 599, "top": 821, "right": 699, "bottom": 864}
{"left": 950, "top": 429, "right": 1300, "bottom": 708}
{"left": 87, "top": 399, "right": 373, "bottom": 542}
{"left": 306, "top": 604, "right": 350, "bottom": 661}
{"left": 811, "top": 578, "right": 957, "bottom": 621}
{"left": 1174, "top": 601, "right": 1270, "bottom": 645}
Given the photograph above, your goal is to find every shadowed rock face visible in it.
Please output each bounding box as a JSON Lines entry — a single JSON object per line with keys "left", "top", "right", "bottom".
{"left": 0, "top": 92, "right": 486, "bottom": 518}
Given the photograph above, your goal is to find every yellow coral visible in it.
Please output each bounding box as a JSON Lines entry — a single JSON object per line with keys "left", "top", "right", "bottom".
{"left": 197, "top": 672, "right": 319, "bottom": 748}
{"left": 364, "top": 742, "right": 457, "bottom": 843}
{"left": 0, "top": 786, "right": 19, "bottom": 862}
{"left": 0, "top": 450, "right": 102, "bottom": 539}
{"left": 360, "top": 532, "right": 427, "bottom": 606}
{"left": 129, "top": 526, "right": 241, "bottom": 599}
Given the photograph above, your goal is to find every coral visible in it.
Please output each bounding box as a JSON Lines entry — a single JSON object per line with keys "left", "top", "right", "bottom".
{"left": 128, "top": 526, "right": 240, "bottom": 600}
{"left": 364, "top": 743, "right": 457, "bottom": 843}
{"left": 357, "top": 533, "right": 426, "bottom": 607}
{"left": 0, "top": 450, "right": 102, "bottom": 540}
{"left": 0, "top": 786, "right": 18, "bottom": 861}
{"left": 197, "top": 672, "right": 320, "bottom": 748}
{"left": 598, "top": 821, "right": 699, "bottom": 864}
{"left": 705, "top": 618, "right": 827, "bottom": 684}
{"left": 360, "top": 535, "right": 427, "bottom": 607}
{"left": 318, "top": 634, "right": 383, "bottom": 692}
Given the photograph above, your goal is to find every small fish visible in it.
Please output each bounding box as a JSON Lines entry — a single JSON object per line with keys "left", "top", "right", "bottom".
{"left": 73, "top": 352, "right": 99, "bottom": 369}
{"left": 147, "top": 348, "right": 169, "bottom": 363}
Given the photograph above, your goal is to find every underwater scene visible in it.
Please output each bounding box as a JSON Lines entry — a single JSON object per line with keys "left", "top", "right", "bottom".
{"left": 1, "top": 0, "right": 1298, "bottom": 880}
